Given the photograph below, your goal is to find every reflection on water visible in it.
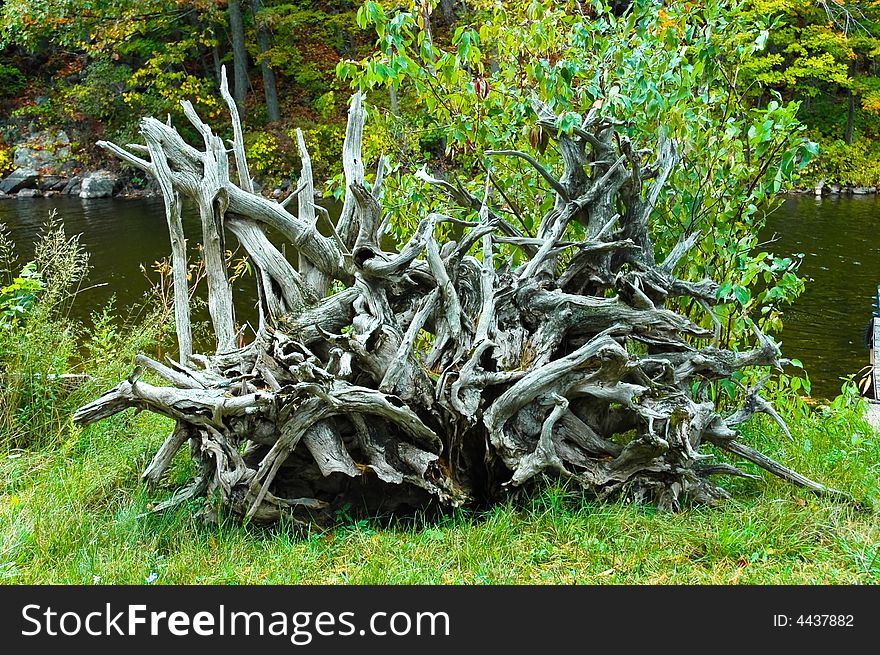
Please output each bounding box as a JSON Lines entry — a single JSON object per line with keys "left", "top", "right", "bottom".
{"left": 2, "top": 196, "right": 175, "bottom": 316}
{"left": 1, "top": 194, "right": 875, "bottom": 399}
{"left": 0, "top": 196, "right": 271, "bottom": 339}
{"left": 759, "top": 194, "right": 880, "bottom": 399}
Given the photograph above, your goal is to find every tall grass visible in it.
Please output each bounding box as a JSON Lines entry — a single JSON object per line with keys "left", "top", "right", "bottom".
{"left": 0, "top": 217, "right": 88, "bottom": 449}
{"left": 0, "top": 216, "right": 164, "bottom": 449}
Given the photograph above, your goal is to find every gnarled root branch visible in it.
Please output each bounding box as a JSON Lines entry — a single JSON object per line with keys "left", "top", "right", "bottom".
{"left": 75, "top": 71, "right": 851, "bottom": 523}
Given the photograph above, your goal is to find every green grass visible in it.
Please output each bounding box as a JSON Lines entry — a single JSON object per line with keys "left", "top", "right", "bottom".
{"left": 1, "top": 398, "right": 879, "bottom": 585}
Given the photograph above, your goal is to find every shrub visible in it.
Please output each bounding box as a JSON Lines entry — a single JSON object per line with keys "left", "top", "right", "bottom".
{"left": 0, "top": 62, "right": 25, "bottom": 98}
{"left": 299, "top": 122, "right": 345, "bottom": 181}
{"left": 803, "top": 136, "right": 880, "bottom": 188}
{"left": 0, "top": 144, "right": 13, "bottom": 177}
{"left": 0, "top": 216, "right": 89, "bottom": 448}
{"left": 0, "top": 216, "right": 167, "bottom": 451}
{"left": 0, "top": 262, "right": 44, "bottom": 323}
{"left": 244, "top": 130, "right": 296, "bottom": 188}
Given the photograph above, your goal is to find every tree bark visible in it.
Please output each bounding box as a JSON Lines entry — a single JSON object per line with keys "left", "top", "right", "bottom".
{"left": 439, "top": 0, "right": 457, "bottom": 26}
{"left": 846, "top": 88, "right": 855, "bottom": 145}
{"left": 228, "top": 0, "right": 249, "bottom": 115}
{"left": 389, "top": 82, "right": 399, "bottom": 116}
{"left": 76, "top": 70, "right": 854, "bottom": 525}
{"left": 212, "top": 42, "right": 223, "bottom": 88}
{"left": 250, "top": 0, "right": 281, "bottom": 123}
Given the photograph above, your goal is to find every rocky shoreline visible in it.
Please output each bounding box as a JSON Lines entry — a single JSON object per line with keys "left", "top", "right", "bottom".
{"left": 5, "top": 129, "right": 880, "bottom": 202}
{"left": 0, "top": 128, "right": 156, "bottom": 201}
{"left": 0, "top": 128, "right": 301, "bottom": 201}
{"left": 789, "top": 178, "right": 880, "bottom": 196}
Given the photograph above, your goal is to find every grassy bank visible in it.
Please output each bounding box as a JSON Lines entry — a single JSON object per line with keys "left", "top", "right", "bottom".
{"left": 1, "top": 224, "right": 879, "bottom": 586}
{"left": 1, "top": 398, "right": 878, "bottom": 585}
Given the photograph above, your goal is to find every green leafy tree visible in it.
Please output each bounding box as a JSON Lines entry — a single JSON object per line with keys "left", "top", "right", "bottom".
{"left": 740, "top": 1, "right": 880, "bottom": 145}
{"left": 338, "top": 0, "right": 816, "bottom": 358}
{"left": 0, "top": 0, "right": 224, "bottom": 138}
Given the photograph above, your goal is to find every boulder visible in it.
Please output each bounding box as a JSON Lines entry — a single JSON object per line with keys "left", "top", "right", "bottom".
{"left": 0, "top": 168, "right": 39, "bottom": 194}
{"left": 61, "top": 176, "right": 82, "bottom": 195}
{"left": 13, "top": 146, "right": 58, "bottom": 170}
{"left": 38, "top": 175, "right": 66, "bottom": 191}
{"left": 11, "top": 130, "right": 74, "bottom": 174}
{"left": 17, "top": 188, "right": 42, "bottom": 198}
{"left": 79, "top": 171, "right": 118, "bottom": 198}
{"left": 58, "top": 160, "right": 82, "bottom": 175}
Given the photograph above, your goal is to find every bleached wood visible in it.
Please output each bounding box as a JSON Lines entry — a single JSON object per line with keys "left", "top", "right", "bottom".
{"left": 74, "top": 89, "right": 853, "bottom": 524}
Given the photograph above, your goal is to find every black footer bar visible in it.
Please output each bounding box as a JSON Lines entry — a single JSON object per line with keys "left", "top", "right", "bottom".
{"left": 0, "top": 585, "right": 874, "bottom": 652}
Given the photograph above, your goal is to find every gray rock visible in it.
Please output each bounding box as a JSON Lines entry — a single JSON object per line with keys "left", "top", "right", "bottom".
{"left": 853, "top": 186, "right": 869, "bottom": 195}
{"left": 829, "top": 184, "right": 841, "bottom": 194}
{"left": 0, "top": 167, "right": 39, "bottom": 194}
{"left": 38, "top": 175, "right": 64, "bottom": 191}
{"left": 58, "top": 160, "right": 81, "bottom": 175}
{"left": 11, "top": 129, "right": 75, "bottom": 174}
{"left": 79, "top": 171, "right": 118, "bottom": 199}
{"left": 17, "top": 188, "right": 42, "bottom": 198}
{"left": 61, "top": 176, "right": 82, "bottom": 195}
{"left": 13, "top": 146, "right": 57, "bottom": 170}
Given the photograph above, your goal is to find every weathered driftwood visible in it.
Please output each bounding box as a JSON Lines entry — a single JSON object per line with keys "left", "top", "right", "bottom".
{"left": 73, "top": 69, "right": 849, "bottom": 524}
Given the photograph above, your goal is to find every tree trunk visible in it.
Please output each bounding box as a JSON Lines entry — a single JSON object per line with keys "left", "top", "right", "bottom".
{"left": 251, "top": 0, "right": 281, "bottom": 123}
{"left": 389, "top": 83, "right": 399, "bottom": 116}
{"left": 228, "top": 0, "right": 249, "bottom": 115}
{"left": 846, "top": 89, "right": 855, "bottom": 145}
{"left": 439, "top": 0, "right": 457, "bottom": 26}
{"left": 212, "top": 41, "right": 223, "bottom": 88}
{"left": 76, "top": 69, "right": 853, "bottom": 526}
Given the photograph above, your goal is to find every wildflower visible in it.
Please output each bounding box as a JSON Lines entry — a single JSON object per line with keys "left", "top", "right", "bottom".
{"left": 145, "top": 572, "right": 158, "bottom": 584}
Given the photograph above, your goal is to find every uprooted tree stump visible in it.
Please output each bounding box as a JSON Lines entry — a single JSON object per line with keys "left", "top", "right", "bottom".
{"left": 73, "top": 69, "right": 850, "bottom": 525}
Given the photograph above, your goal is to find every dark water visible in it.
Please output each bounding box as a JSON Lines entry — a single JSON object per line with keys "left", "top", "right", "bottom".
{"left": 1, "top": 194, "right": 876, "bottom": 399}
{"left": 757, "top": 195, "right": 880, "bottom": 399}
{"left": 2, "top": 197, "right": 177, "bottom": 316}
{"left": 0, "top": 196, "right": 266, "bottom": 335}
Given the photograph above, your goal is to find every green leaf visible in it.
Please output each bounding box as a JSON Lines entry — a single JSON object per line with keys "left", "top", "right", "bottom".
{"left": 733, "top": 285, "right": 751, "bottom": 306}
